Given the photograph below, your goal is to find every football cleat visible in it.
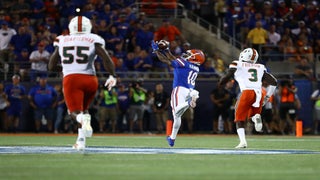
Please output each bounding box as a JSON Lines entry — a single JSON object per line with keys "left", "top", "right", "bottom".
{"left": 235, "top": 142, "right": 247, "bottom": 149}
{"left": 252, "top": 114, "right": 263, "bottom": 132}
{"left": 167, "top": 136, "right": 175, "bottom": 147}
{"left": 72, "top": 137, "right": 85, "bottom": 151}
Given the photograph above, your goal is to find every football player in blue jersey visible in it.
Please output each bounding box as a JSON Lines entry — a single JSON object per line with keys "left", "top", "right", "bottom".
{"left": 152, "top": 40, "right": 205, "bottom": 147}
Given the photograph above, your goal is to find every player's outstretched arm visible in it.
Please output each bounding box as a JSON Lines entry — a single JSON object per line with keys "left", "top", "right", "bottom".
{"left": 219, "top": 68, "right": 236, "bottom": 86}
{"left": 262, "top": 72, "right": 277, "bottom": 86}
{"left": 48, "top": 47, "right": 62, "bottom": 72}
{"left": 154, "top": 50, "right": 172, "bottom": 65}
{"left": 95, "top": 43, "right": 117, "bottom": 90}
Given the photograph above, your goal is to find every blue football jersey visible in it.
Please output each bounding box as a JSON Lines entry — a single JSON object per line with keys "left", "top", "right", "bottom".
{"left": 171, "top": 57, "right": 199, "bottom": 89}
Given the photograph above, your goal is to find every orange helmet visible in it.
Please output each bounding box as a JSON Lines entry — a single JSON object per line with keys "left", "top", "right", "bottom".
{"left": 182, "top": 49, "right": 205, "bottom": 65}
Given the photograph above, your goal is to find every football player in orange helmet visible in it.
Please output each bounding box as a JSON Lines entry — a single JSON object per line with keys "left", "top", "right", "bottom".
{"left": 151, "top": 40, "right": 205, "bottom": 147}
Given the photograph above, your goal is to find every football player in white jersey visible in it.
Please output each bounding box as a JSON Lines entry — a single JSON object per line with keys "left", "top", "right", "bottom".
{"left": 49, "top": 16, "right": 117, "bottom": 150}
{"left": 152, "top": 40, "right": 205, "bottom": 147}
{"left": 219, "top": 48, "right": 277, "bottom": 148}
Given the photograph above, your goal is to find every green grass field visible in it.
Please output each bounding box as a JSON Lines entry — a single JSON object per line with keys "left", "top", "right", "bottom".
{"left": 0, "top": 133, "right": 319, "bottom": 180}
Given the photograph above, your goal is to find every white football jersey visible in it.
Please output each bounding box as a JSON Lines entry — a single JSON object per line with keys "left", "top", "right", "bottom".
{"left": 230, "top": 60, "right": 266, "bottom": 91}
{"left": 53, "top": 33, "right": 105, "bottom": 77}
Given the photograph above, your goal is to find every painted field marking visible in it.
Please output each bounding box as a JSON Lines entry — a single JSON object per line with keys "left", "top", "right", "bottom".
{"left": 0, "top": 146, "right": 319, "bottom": 155}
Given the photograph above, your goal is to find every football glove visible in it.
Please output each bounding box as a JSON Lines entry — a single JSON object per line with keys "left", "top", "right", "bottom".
{"left": 151, "top": 40, "right": 159, "bottom": 53}
{"left": 104, "top": 75, "right": 117, "bottom": 91}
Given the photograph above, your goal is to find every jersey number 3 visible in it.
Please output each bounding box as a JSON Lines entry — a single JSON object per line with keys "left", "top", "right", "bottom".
{"left": 248, "top": 69, "right": 258, "bottom": 82}
{"left": 62, "top": 46, "right": 89, "bottom": 64}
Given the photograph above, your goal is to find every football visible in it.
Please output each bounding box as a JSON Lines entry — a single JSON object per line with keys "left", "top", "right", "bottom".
{"left": 158, "top": 40, "right": 169, "bottom": 50}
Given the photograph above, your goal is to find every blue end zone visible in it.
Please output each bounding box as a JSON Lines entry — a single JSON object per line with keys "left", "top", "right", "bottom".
{"left": 0, "top": 146, "right": 319, "bottom": 155}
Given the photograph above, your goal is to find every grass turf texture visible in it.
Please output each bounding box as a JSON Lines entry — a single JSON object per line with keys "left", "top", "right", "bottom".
{"left": 0, "top": 134, "right": 319, "bottom": 180}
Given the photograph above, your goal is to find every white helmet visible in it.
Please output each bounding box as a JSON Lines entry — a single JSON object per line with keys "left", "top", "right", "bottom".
{"left": 68, "top": 16, "right": 92, "bottom": 35}
{"left": 239, "top": 48, "right": 259, "bottom": 63}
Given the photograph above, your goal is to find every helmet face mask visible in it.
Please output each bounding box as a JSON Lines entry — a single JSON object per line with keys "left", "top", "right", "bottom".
{"left": 239, "top": 48, "right": 259, "bottom": 63}
{"left": 68, "top": 16, "right": 92, "bottom": 35}
{"left": 182, "top": 49, "right": 205, "bottom": 65}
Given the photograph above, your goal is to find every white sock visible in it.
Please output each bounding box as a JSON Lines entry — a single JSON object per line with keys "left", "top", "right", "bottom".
{"left": 78, "top": 128, "right": 85, "bottom": 140}
{"left": 170, "top": 116, "right": 181, "bottom": 140}
{"left": 237, "top": 128, "right": 247, "bottom": 144}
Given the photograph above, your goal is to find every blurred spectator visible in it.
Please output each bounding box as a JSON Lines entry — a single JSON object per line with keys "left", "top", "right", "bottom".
{"left": 115, "top": 58, "right": 128, "bottom": 78}
{"left": 268, "top": 24, "right": 281, "bottom": 46}
{"left": 95, "top": 19, "right": 111, "bottom": 38}
{"left": 281, "top": 37, "right": 298, "bottom": 62}
{"left": 117, "top": 83, "right": 130, "bottom": 132}
{"left": 10, "top": 25, "right": 32, "bottom": 55}
{"left": 53, "top": 84, "right": 66, "bottom": 134}
{"left": 134, "top": 22, "right": 154, "bottom": 52}
{"left": 210, "top": 84, "right": 230, "bottom": 134}
{"left": 154, "top": 19, "right": 185, "bottom": 43}
{"left": 262, "top": 1, "right": 276, "bottom": 26}
{"left": 152, "top": 83, "right": 170, "bottom": 134}
{"left": 199, "top": 58, "right": 217, "bottom": 78}
{"left": 4, "top": 74, "right": 26, "bottom": 132}
{"left": 29, "top": 0, "right": 46, "bottom": 27}
{"left": 13, "top": 48, "right": 30, "bottom": 81}
{"left": 142, "top": 90, "right": 154, "bottom": 133}
{"left": 128, "top": 79, "right": 147, "bottom": 133}
{"left": 44, "top": 17, "right": 61, "bottom": 37}
{"left": 261, "top": 81, "right": 275, "bottom": 134}
{"left": 123, "top": 52, "right": 136, "bottom": 72}
{"left": 133, "top": 50, "right": 153, "bottom": 78}
{"left": 235, "top": 4, "right": 253, "bottom": 43}
{"left": 122, "top": 6, "right": 137, "bottom": 25}
{"left": 277, "top": 78, "right": 300, "bottom": 135}
{"left": 0, "top": 83, "right": 9, "bottom": 132}
{"left": 291, "top": 20, "right": 311, "bottom": 37}
{"left": 98, "top": 3, "right": 114, "bottom": 25}
{"left": 44, "top": 0, "right": 59, "bottom": 19}
{"left": 98, "top": 86, "right": 118, "bottom": 133}
{"left": 246, "top": 20, "right": 268, "bottom": 52}
{"left": 168, "top": 40, "right": 182, "bottom": 57}
{"left": 290, "top": 0, "right": 306, "bottom": 21}
{"left": 114, "top": 14, "right": 130, "bottom": 39}
{"left": 105, "top": 26, "right": 123, "bottom": 52}
{"left": 293, "top": 57, "right": 314, "bottom": 80}
{"left": 276, "top": 0, "right": 291, "bottom": 20}
{"left": 214, "top": 0, "right": 228, "bottom": 31}
{"left": 28, "top": 76, "right": 57, "bottom": 133}
{"left": 57, "top": 0, "right": 76, "bottom": 26}
{"left": 212, "top": 53, "right": 226, "bottom": 76}
{"left": 310, "top": 85, "right": 320, "bottom": 134}
{"left": 181, "top": 42, "right": 191, "bottom": 53}
{"left": 0, "top": 21, "right": 16, "bottom": 79}
{"left": 9, "top": 0, "right": 31, "bottom": 20}
{"left": 263, "top": 24, "right": 281, "bottom": 62}
{"left": 305, "top": 1, "right": 319, "bottom": 25}
{"left": 29, "top": 41, "right": 50, "bottom": 81}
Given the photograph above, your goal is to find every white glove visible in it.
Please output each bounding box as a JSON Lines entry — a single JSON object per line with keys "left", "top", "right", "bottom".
{"left": 262, "top": 96, "right": 270, "bottom": 106}
{"left": 104, "top": 75, "right": 117, "bottom": 91}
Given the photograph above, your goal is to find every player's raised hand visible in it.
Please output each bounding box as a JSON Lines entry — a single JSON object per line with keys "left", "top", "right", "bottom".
{"left": 104, "top": 75, "right": 117, "bottom": 91}
{"left": 151, "top": 40, "right": 159, "bottom": 53}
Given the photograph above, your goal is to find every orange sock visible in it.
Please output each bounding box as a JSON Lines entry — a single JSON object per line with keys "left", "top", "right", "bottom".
{"left": 166, "top": 120, "right": 173, "bottom": 136}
